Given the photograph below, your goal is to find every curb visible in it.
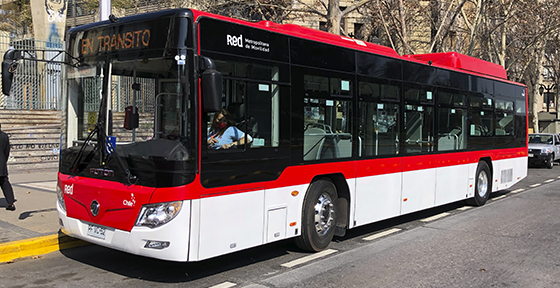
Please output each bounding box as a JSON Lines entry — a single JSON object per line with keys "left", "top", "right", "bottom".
{"left": 0, "top": 232, "right": 88, "bottom": 263}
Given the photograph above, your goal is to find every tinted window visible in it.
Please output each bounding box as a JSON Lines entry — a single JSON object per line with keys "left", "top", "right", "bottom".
{"left": 291, "top": 38, "right": 355, "bottom": 72}
{"left": 356, "top": 52, "right": 402, "bottom": 79}
{"left": 471, "top": 76, "right": 494, "bottom": 94}
{"left": 494, "top": 81, "right": 515, "bottom": 97}
{"left": 403, "top": 62, "right": 436, "bottom": 85}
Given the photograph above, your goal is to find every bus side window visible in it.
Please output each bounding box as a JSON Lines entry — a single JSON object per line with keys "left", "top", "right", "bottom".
{"left": 470, "top": 94, "right": 493, "bottom": 137}
{"left": 243, "top": 81, "right": 280, "bottom": 148}
{"left": 358, "top": 80, "right": 400, "bottom": 157}
{"left": 403, "top": 87, "right": 435, "bottom": 154}
{"left": 359, "top": 102, "right": 399, "bottom": 157}
{"left": 495, "top": 99, "right": 514, "bottom": 136}
{"left": 208, "top": 60, "right": 281, "bottom": 151}
{"left": 437, "top": 91, "right": 467, "bottom": 151}
{"left": 303, "top": 74, "right": 353, "bottom": 161}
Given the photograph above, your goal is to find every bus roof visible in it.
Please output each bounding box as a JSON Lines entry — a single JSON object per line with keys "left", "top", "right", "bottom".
{"left": 68, "top": 8, "right": 510, "bottom": 81}
{"left": 190, "top": 9, "right": 509, "bottom": 81}
{"left": 404, "top": 52, "right": 508, "bottom": 80}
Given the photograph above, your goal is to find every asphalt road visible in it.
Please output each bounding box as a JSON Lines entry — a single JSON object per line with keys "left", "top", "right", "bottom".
{"left": 1, "top": 165, "right": 559, "bottom": 288}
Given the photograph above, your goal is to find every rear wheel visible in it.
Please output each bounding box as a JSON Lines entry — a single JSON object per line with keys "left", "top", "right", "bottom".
{"left": 295, "top": 179, "right": 338, "bottom": 252}
{"left": 467, "top": 161, "right": 491, "bottom": 206}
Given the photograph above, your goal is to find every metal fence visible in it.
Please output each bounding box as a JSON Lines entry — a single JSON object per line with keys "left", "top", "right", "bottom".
{"left": 0, "top": 34, "right": 64, "bottom": 110}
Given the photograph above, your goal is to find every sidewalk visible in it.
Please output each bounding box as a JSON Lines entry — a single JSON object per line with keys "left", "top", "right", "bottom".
{"left": 0, "top": 168, "right": 86, "bottom": 263}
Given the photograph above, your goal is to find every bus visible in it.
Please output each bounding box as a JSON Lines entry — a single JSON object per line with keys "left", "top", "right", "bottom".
{"left": 3, "top": 8, "right": 527, "bottom": 262}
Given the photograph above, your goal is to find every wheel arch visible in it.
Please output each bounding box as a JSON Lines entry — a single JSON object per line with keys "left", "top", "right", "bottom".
{"left": 479, "top": 157, "right": 493, "bottom": 178}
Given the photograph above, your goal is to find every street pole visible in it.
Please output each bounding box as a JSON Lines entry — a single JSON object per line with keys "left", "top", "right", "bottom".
{"left": 100, "top": 0, "right": 111, "bottom": 21}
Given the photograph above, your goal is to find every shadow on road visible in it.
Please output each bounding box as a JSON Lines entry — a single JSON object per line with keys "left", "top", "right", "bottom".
{"left": 18, "top": 208, "right": 57, "bottom": 220}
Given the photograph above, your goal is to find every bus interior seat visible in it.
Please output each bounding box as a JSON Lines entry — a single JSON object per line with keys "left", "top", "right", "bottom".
{"left": 304, "top": 127, "right": 326, "bottom": 160}
{"left": 303, "top": 124, "right": 351, "bottom": 160}
{"left": 472, "top": 125, "right": 482, "bottom": 136}
{"left": 227, "top": 102, "right": 258, "bottom": 137}
{"left": 336, "top": 134, "right": 352, "bottom": 158}
{"left": 319, "top": 135, "right": 339, "bottom": 159}
{"left": 438, "top": 134, "right": 457, "bottom": 151}
{"left": 438, "top": 125, "right": 467, "bottom": 151}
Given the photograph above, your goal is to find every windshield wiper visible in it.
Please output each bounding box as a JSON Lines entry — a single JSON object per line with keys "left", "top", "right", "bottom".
{"left": 70, "top": 124, "right": 99, "bottom": 175}
{"left": 70, "top": 123, "right": 138, "bottom": 184}
{"left": 99, "top": 127, "right": 138, "bottom": 185}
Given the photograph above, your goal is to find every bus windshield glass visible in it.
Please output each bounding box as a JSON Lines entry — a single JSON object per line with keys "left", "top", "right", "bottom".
{"left": 60, "top": 55, "right": 195, "bottom": 187}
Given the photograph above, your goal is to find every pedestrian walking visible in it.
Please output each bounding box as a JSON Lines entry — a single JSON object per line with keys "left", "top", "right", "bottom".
{"left": 0, "top": 124, "right": 15, "bottom": 211}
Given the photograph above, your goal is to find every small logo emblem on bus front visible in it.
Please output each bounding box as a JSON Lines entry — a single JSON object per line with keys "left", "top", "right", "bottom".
{"left": 91, "top": 200, "right": 100, "bottom": 216}
{"left": 90, "top": 168, "right": 114, "bottom": 177}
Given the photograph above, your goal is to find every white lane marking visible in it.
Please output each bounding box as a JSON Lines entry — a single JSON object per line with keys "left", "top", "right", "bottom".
{"left": 457, "top": 206, "right": 473, "bottom": 211}
{"left": 209, "top": 282, "right": 237, "bottom": 288}
{"left": 510, "top": 189, "right": 524, "bottom": 194}
{"left": 544, "top": 179, "right": 555, "bottom": 183}
{"left": 281, "top": 249, "right": 337, "bottom": 268}
{"left": 18, "top": 181, "right": 58, "bottom": 192}
{"left": 557, "top": 176, "right": 560, "bottom": 179}
{"left": 493, "top": 195, "right": 507, "bottom": 201}
{"left": 363, "top": 228, "right": 402, "bottom": 241}
{"left": 529, "top": 183, "right": 542, "bottom": 188}
{"left": 420, "top": 212, "right": 450, "bottom": 222}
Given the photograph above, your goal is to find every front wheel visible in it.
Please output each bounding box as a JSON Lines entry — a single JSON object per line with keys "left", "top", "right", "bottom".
{"left": 547, "top": 154, "right": 554, "bottom": 169}
{"left": 295, "top": 179, "right": 338, "bottom": 252}
{"left": 467, "top": 161, "right": 491, "bottom": 206}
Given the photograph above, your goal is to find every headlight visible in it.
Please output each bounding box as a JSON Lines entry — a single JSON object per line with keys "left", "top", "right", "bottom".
{"left": 57, "top": 185, "right": 66, "bottom": 212}
{"left": 542, "top": 148, "right": 552, "bottom": 154}
{"left": 135, "top": 201, "right": 182, "bottom": 228}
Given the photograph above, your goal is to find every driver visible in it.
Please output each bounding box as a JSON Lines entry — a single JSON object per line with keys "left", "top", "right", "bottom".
{"left": 208, "top": 109, "right": 252, "bottom": 149}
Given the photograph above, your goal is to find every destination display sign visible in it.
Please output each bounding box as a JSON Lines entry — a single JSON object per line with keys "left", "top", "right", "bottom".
{"left": 79, "top": 29, "right": 151, "bottom": 55}
{"left": 67, "top": 16, "right": 193, "bottom": 58}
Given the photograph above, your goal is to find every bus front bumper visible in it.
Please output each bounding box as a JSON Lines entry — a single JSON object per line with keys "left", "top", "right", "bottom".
{"left": 57, "top": 200, "right": 191, "bottom": 262}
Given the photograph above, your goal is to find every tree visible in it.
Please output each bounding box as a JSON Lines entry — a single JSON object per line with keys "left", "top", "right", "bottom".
{"left": 0, "top": 0, "right": 33, "bottom": 36}
{"left": 291, "top": 0, "right": 371, "bottom": 35}
{"left": 200, "top": 0, "right": 293, "bottom": 23}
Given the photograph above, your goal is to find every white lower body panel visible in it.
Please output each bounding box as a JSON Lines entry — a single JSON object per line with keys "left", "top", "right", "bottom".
{"left": 353, "top": 157, "right": 527, "bottom": 228}
{"left": 435, "top": 164, "right": 469, "bottom": 206}
{"left": 354, "top": 172, "right": 402, "bottom": 227}
{"left": 189, "top": 183, "right": 309, "bottom": 261}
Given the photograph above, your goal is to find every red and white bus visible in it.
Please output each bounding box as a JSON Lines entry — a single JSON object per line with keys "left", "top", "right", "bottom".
{"left": 10, "top": 9, "right": 529, "bottom": 261}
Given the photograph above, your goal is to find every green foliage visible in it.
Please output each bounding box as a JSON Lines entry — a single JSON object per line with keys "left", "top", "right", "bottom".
{"left": 112, "top": 0, "right": 136, "bottom": 10}
{"left": 82, "top": 0, "right": 99, "bottom": 12}
{"left": 0, "top": 0, "right": 33, "bottom": 35}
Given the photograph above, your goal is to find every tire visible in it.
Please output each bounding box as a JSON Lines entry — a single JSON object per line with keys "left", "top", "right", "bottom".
{"left": 295, "top": 179, "right": 338, "bottom": 252}
{"left": 467, "top": 161, "right": 491, "bottom": 206}
{"left": 547, "top": 154, "right": 554, "bottom": 169}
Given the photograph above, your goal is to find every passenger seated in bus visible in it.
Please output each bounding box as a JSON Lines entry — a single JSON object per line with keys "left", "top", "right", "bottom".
{"left": 208, "top": 108, "right": 252, "bottom": 149}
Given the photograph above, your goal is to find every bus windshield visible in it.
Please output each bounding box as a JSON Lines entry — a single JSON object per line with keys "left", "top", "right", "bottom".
{"left": 60, "top": 55, "right": 195, "bottom": 187}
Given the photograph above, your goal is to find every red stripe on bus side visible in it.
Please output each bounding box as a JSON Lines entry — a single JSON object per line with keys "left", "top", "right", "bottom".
{"left": 60, "top": 147, "right": 528, "bottom": 204}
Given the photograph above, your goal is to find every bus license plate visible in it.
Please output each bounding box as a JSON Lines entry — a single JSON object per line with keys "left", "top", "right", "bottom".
{"left": 87, "top": 224, "right": 106, "bottom": 240}
{"left": 528, "top": 153, "right": 533, "bottom": 157}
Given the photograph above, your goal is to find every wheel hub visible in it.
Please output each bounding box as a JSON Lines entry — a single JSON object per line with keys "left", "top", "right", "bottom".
{"left": 314, "top": 193, "right": 335, "bottom": 235}
{"left": 477, "top": 170, "right": 488, "bottom": 198}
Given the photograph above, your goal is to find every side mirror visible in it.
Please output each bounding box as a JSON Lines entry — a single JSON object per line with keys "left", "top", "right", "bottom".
{"left": 2, "top": 49, "right": 21, "bottom": 96}
{"left": 199, "top": 56, "right": 222, "bottom": 113}
{"left": 201, "top": 69, "right": 223, "bottom": 113}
